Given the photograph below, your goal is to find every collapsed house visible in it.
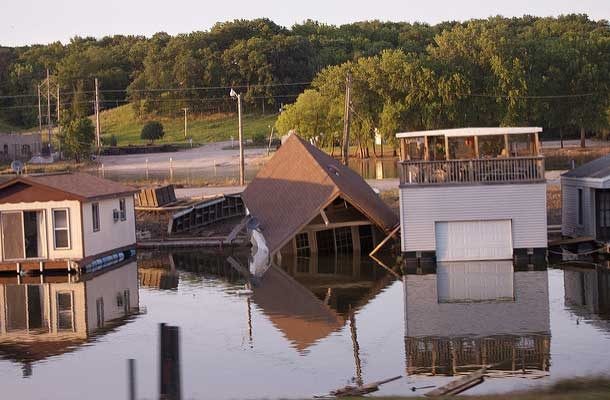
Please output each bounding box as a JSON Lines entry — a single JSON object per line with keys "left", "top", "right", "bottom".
{"left": 241, "top": 133, "right": 399, "bottom": 269}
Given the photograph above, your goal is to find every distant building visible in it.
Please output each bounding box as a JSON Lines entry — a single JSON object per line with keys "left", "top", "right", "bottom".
{"left": 0, "top": 132, "right": 43, "bottom": 161}
{"left": 0, "top": 172, "right": 138, "bottom": 273}
{"left": 241, "top": 134, "right": 399, "bottom": 265}
{"left": 396, "top": 127, "right": 547, "bottom": 262}
{"left": 561, "top": 154, "right": 610, "bottom": 243}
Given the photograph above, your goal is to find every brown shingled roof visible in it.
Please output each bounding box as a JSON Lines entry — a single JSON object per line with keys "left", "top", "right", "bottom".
{"left": 0, "top": 172, "right": 137, "bottom": 201}
{"left": 241, "top": 134, "right": 399, "bottom": 255}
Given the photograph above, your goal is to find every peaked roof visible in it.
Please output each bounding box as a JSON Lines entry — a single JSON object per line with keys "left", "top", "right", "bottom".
{"left": 562, "top": 154, "right": 610, "bottom": 180}
{"left": 0, "top": 172, "right": 137, "bottom": 202}
{"left": 241, "top": 134, "right": 398, "bottom": 255}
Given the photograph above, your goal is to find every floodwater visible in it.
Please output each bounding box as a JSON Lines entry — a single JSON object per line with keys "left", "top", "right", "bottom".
{"left": 1, "top": 250, "right": 610, "bottom": 400}
{"left": 95, "top": 158, "right": 399, "bottom": 184}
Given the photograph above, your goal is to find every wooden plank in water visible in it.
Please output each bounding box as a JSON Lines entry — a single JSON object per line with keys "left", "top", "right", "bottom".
{"left": 548, "top": 236, "right": 595, "bottom": 247}
{"left": 425, "top": 368, "right": 485, "bottom": 397}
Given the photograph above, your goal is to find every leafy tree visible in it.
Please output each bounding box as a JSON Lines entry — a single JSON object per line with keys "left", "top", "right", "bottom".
{"left": 58, "top": 117, "right": 95, "bottom": 162}
{"left": 141, "top": 121, "right": 165, "bottom": 143}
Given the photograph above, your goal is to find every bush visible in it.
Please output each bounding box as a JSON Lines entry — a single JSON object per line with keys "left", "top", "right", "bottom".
{"left": 58, "top": 117, "right": 95, "bottom": 162}
{"left": 141, "top": 121, "right": 165, "bottom": 143}
{"left": 109, "top": 134, "right": 118, "bottom": 147}
{"left": 252, "top": 132, "right": 267, "bottom": 146}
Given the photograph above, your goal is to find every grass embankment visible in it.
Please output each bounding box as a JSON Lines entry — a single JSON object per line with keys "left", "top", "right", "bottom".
{"left": 337, "top": 377, "right": 610, "bottom": 400}
{"left": 99, "top": 104, "right": 277, "bottom": 146}
{"left": 543, "top": 146, "right": 610, "bottom": 170}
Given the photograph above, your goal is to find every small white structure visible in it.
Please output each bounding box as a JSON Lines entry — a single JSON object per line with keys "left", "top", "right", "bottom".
{"left": 396, "top": 127, "right": 547, "bottom": 262}
{"left": 0, "top": 172, "right": 138, "bottom": 273}
{"left": 561, "top": 154, "right": 610, "bottom": 242}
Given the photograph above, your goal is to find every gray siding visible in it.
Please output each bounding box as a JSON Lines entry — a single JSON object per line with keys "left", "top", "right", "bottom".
{"left": 561, "top": 179, "right": 597, "bottom": 238}
{"left": 399, "top": 183, "right": 547, "bottom": 252}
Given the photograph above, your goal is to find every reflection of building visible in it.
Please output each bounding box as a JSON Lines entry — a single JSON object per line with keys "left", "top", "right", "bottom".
{"left": 404, "top": 261, "right": 551, "bottom": 376}
{"left": 138, "top": 252, "right": 179, "bottom": 290}
{"left": 564, "top": 265, "right": 610, "bottom": 316}
{"left": 0, "top": 261, "right": 139, "bottom": 375}
{"left": 396, "top": 127, "right": 547, "bottom": 261}
{"left": 252, "top": 255, "right": 394, "bottom": 353}
{"left": 0, "top": 173, "right": 138, "bottom": 273}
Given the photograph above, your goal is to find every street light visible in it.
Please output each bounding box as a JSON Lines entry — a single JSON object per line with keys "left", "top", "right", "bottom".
{"left": 230, "top": 88, "right": 245, "bottom": 186}
{"left": 182, "top": 108, "right": 188, "bottom": 138}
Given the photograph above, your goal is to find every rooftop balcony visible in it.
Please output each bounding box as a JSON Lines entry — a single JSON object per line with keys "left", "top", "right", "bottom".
{"left": 396, "top": 127, "right": 545, "bottom": 186}
{"left": 399, "top": 156, "right": 545, "bottom": 186}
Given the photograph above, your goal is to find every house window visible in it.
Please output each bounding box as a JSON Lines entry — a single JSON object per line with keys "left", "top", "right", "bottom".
{"left": 578, "top": 189, "right": 583, "bottom": 226}
{"left": 57, "top": 292, "right": 74, "bottom": 331}
{"left": 119, "top": 198, "right": 127, "bottom": 221}
{"left": 295, "top": 233, "right": 310, "bottom": 257}
{"left": 92, "top": 203, "right": 100, "bottom": 232}
{"left": 334, "top": 227, "right": 353, "bottom": 254}
{"left": 1, "top": 210, "right": 45, "bottom": 260}
{"left": 52, "top": 209, "right": 70, "bottom": 249}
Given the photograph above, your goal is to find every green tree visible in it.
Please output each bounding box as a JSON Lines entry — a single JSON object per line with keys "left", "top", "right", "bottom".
{"left": 59, "top": 117, "right": 95, "bottom": 162}
{"left": 141, "top": 121, "right": 165, "bottom": 143}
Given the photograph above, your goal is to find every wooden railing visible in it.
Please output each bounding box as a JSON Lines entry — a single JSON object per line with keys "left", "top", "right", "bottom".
{"left": 399, "top": 156, "right": 545, "bottom": 185}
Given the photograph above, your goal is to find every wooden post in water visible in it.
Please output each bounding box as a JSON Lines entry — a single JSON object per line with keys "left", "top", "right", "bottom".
{"left": 128, "top": 358, "right": 136, "bottom": 400}
{"left": 159, "top": 323, "right": 181, "bottom": 400}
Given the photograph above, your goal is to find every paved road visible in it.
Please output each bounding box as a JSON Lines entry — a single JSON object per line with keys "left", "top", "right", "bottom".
{"left": 98, "top": 141, "right": 270, "bottom": 171}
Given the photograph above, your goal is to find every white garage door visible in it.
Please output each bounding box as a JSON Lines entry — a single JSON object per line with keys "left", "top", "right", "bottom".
{"left": 435, "top": 220, "right": 513, "bottom": 261}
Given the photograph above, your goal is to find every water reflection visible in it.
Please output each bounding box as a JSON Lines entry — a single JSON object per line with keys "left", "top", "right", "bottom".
{"left": 0, "top": 261, "right": 140, "bottom": 377}
{"left": 404, "top": 261, "right": 551, "bottom": 378}
{"left": 564, "top": 264, "right": 610, "bottom": 321}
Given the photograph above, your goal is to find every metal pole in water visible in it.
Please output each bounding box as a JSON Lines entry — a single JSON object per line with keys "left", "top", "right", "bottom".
{"left": 127, "top": 358, "right": 136, "bottom": 400}
{"left": 169, "top": 157, "right": 173, "bottom": 182}
{"left": 146, "top": 158, "right": 149, "bottom": 180}
{"left": 159, "top": 323, "right": 182, "bottom": 400}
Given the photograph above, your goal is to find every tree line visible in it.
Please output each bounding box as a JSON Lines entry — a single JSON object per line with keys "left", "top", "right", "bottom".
{"left": 277, "top": 15, "right": 609, "bottom": 153}
{"left": 0, "top": 15, "right": 608, "bottom": 150}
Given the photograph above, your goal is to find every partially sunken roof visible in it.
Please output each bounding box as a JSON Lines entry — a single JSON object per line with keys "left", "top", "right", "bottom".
{"left": 241, "top": 134, "right": 399, "bottom": 255}
{"left": 0, "top": 172, "right": 137, "bottom": 202}
{"left": 562, "top": 154, "right": 610, "bottom": 180}
{"left": 396, "top": 127, "right": 542, "bottom": 139}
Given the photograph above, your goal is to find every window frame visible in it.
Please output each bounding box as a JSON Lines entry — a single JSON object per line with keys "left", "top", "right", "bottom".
{"left": 52, "top": 208, "right": 71, "bottom": 250}
{"left": 119, "top": 198, "right": 127, "bottom": 221}
{"left": 92, "top": 202, "right": 100, "bottom": 232}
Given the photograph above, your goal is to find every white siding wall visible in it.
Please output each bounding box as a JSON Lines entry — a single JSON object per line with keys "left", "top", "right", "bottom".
{"left": 561, "top": 180, "right": 596, "bottom": 238}
{"left": 82, "top": 196, "right": 136, "bottom": 257}
{"left": 399, "top": 183, "right": 547, "bottom": 253}
{"left": 0, "top": 200, "right": 83, "bottom": 261}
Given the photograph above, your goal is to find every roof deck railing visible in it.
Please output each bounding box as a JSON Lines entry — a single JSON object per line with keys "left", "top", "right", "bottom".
{"left": 399, "top": 156, "right": 545, "bottom": 186}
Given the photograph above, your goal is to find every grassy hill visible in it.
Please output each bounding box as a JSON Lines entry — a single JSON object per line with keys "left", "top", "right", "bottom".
{"left": 99, "top": 104, "right": 278, "bottom": 146}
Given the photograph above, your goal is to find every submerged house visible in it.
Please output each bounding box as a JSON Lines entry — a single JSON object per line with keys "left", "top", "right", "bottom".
{"left": 0, "top": 173, "right": 138, "bottom": 273}
{"left": 561, "top": 155, "right": 610, "bottom": 243}
{"left": 241, "top": 134, "right": 399, "bottom": 265}
{"left": 396, "top": 127, "right": 547, "bottom": 262}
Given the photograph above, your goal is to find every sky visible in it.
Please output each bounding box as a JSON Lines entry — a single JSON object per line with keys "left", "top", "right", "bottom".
{"left": 1, "top": 0, "right": 608, "bottom": 46}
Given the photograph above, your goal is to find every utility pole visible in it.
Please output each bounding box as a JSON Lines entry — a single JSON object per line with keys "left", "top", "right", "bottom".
{"left": 94, "top": 78, "right": 101, "bottom": 148}
{"left": 237, "top": 94, "right": 244, "bottom": 186}
{"left": 182, "top": 108, "right": 188, "bottom": 138}
{"left": 230, "top": 88, "right": 245, "bottom": 186}
{"left": 46, "top": 69, "right": 51, "bottom": 151}
{"left": 341, "top": 73, "right": 352, "bottom": 166}
{"left": 37, "top": 84, "right": 42, "bottom": 136}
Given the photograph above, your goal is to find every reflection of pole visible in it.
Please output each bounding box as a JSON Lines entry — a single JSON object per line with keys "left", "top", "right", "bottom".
{"left": 349, "top": 307, "right": 363, "bottom": 386}
{"left": 247, "top": 297, "right": 253, "bottom": 348}
{"left": 159, "top": 323, "right": 181, "bottom": 400}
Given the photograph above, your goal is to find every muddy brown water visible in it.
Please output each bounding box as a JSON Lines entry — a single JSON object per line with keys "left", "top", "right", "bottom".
{"left": 1, "top": 250, "right": 609, "bottom": 399}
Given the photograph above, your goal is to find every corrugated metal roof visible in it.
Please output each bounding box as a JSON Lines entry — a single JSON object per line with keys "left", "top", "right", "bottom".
{"left": 396, "top": 127, "right": 542, "bottom": 139}
{"left": 241, "top": 134, "right": 399, "bottom": 255}
{"left": 562, "top": 155, "right": 610, "bottom": 179}
{"left": 0, "top": 172, "right": 138, "bottom": 201}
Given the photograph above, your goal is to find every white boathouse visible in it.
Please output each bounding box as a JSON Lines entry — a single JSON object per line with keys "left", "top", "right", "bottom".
{"left": 396, "top": 127, "right": 547, "bottom": 262}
